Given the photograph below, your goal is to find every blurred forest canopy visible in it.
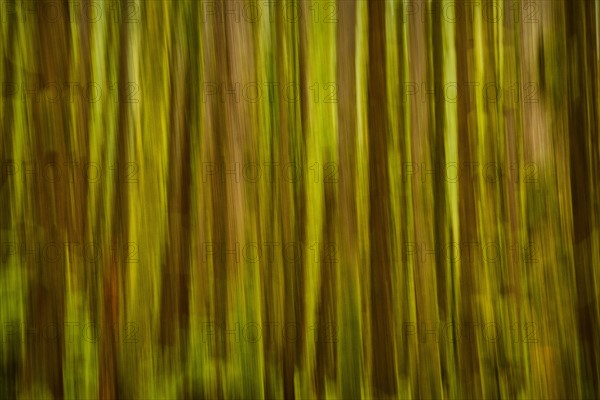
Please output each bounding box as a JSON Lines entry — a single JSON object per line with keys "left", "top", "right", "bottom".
{"left": 1, "top": 0, "right": 599, "bottom": 398}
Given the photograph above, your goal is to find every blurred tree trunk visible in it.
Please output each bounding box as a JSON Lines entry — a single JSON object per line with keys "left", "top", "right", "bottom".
{"left": 566, "top": 2, "right": 600, "bottom": 398}
{"left": 367, "top": 0, "right": 396, "bottom": 395}
{"left": 159, "top": 7, "right": 192, "bottom": 352}
{"left": 25, "top": 1, "right": 70, "bottom": 397}
{"left": 455, "top": 8, "right": 483, "bottom": 399}
{"left": 336, "top": 1, "right": 362, "bottom": 397}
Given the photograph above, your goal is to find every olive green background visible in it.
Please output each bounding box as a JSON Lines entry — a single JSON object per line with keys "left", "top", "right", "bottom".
{"left": 1, "top": 1, "right": 599, "bottom": 398}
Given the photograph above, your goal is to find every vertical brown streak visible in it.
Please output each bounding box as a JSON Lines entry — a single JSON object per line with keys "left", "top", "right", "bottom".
{"left": 430, "top": 1, "right": 448, "bottom": 324}
{"left": 1, "top": 17, "right": 17, "bottom": 230}
{"left": 177, "top": 41, "right": 193, "bottom": 357}
{"left": 197, "top": 6, "right": 227, "bottom": 399}
{"left": 566, "top": 7, "right": 591, "bottom": 243}
{"left": 101, "top": 2, "right": 133, "bottom": 397}
{"left": 100, "top": 258, "right": 120, "bottom": 400}
{"left": 275, "top": 4, "right": 299, "bottom": 398}
{"left": 208, "top": 1, "right": 229, "bottom": 368}
{"left": 25, "top": 1, "right": 70, "bottom": 398}
{"left": 566, "top": 2, "right": 599, "bottom": 397}
{"left": 589, "top": 9, "right": 600, "bottom": 187}
{"left": 314, "top": 184, "right": 338, "bottom": 399}
{"left": 407, "top": 4, "right": 439, "bottom": 396}
{"left": 455, "top": 9, "right": 482, "bottom": 399}
{"left": 160, "top": 25, "right": 192, "bottom": 350}
{"left": 587, "top": 4, "right": 600, "bottom": 194}
{"left": 70, "top": 0, "right": 91, "bottom": 297}
{"left": 367, "top": 0, "right": 396, "bottom": 395}
{"left": 76, "top": 0, "right": 98, "bottom": 328}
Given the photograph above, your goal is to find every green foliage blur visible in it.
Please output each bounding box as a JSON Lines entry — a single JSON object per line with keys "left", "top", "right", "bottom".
{"left": 1, "top": 1, "right": 599, "bottom": 398}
